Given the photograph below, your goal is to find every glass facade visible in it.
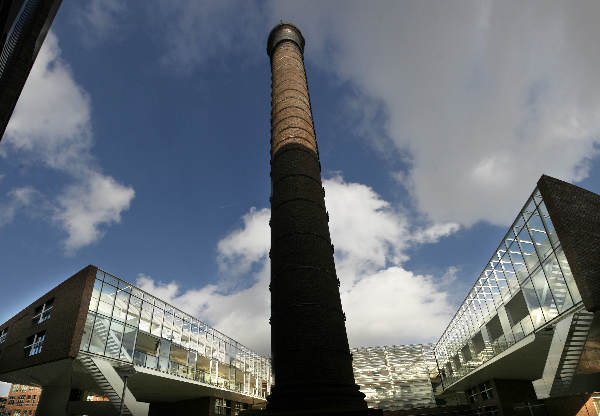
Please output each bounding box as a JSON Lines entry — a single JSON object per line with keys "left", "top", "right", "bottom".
{"left": 79, "top": 269, "right": 272, "bottom": 399}
{"left": 434, "top": 188, "right": 582, "bottom": 388}
{"left": 352, "top": 344, "right": 437, "bottom": 410}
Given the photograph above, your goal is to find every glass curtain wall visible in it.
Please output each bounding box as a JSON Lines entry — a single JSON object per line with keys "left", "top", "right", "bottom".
{"left": 79, "top": 269, "right": 272, "bottom": 399}
{"left": 434, "top": 188, "right": 582, "bottom": 388}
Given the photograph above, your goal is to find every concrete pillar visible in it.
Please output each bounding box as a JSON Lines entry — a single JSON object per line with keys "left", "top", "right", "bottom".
{"left": 35, "top": 384, "right": 71, "bottom": 416}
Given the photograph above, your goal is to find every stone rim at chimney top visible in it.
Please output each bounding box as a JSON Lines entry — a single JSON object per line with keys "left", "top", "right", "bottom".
{"left": 267, "top": 22, "right": 305, "bottom": 57}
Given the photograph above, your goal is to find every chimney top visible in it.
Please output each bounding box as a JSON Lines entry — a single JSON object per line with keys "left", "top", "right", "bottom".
{"left": 267, "top": 22, "right": 305, "bottom": 57}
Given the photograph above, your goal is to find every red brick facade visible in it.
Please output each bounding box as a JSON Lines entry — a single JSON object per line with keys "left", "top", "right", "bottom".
{"left": 0, "top": 265, "right": 96, "bottom": 375}
{"left": 3, "top": 384, "right": 40, "bottom": 416}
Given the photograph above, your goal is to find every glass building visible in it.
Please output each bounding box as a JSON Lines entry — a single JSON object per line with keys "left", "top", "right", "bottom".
{"left": 352, "top": 344, "right": 437, "bottom": 411}
{"left": 79, "top": 268, "right": 272, "bottom": 399}
{"left": 435, "top": 186, "right": 583, "bottom": 388}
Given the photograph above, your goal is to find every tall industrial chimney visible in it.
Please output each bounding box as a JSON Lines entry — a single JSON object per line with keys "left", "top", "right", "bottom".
{"left": 265, "top": 22, "right": 380, "bottom": 415}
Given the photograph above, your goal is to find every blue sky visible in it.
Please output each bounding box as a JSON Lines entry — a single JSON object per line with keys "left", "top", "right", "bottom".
{"left": 2, "top": 0, "right": 600, "bottom": 394}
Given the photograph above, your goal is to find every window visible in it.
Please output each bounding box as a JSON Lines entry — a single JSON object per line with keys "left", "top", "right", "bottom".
{"left": 0, "top": 327, "right": 7, "bottom": 343}
{"left": 24, "top": 331, "right": 46, "bottom": 356}
{"left": 32, "top": 298, "right": 54, "bottom": 324}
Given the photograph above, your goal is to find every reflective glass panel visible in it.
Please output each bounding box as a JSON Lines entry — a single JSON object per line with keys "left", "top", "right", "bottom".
{"left": 537, "top": 201, "right": 559, "bottom": 247}
{"left": 542, "top": 253, "right": 573, "bottom": 313}
{"left": 556, "top": 248, "right": 582, "bottom": 303}
{"left": 113, "top": 290, "right": 129, "bottom": 322}
{"left": 89, "top": 315, "right": 110, "bottom": 354}
{"left": 89, "top": 279, "right": 102, "bottom": 312}
{"left": 98, "top": 284, "right": 116, "bottom": 317}
{"left": 521, "top": 279, "right": 544, "bottom": 328}
{"left": 106, "top": 320, "right": 124, "bottom": 358}
{"left": 158, "top": 339, "right": 171, "bottom": 371}
{"left": 80, "top": 313, "right": 95, "bottom": 351}
{"left": 527, "top": 209, "right": 552, "bottom": 261}
{"left": 530, "top": 268, "right": 558, "bottom": 322}
{"left": 140, "top": 302, "right": 152, "bottom": 333}
{"left": 121, "top": 325, "right": 136, "bottom": 362}
{"left": 127, "top": 296, "right": 141, "bottom": 327}
{"left": 518, "top": 228, "right": 539, "bottom": 272}
{"left": 103, "top": 274, "right": 118, "bottom": 287}
{"left": 151, "top": 308, "right": 163, "bottom": 337}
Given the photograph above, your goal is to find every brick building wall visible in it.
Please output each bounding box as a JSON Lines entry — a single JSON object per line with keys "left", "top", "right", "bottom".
{"left": 0, "top": 265, "right": 96, "bottom": 375}
{"left": 3, "top": 384, "right": 40, "bottom": 416}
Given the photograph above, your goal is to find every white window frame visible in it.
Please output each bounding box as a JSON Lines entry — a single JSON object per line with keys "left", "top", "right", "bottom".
{"left": 24, "top": 331, "right": 46, "bottom": 356}
{"left": 32, "top": 299, "right": 54, "bottom": 324}
{"left": 0, "top": 327, "right": 7, "bottom": 344}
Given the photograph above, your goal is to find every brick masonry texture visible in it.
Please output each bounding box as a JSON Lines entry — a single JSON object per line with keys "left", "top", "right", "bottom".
{"left": 538, "top": 175, "right": 600, "bottom": 312}
{"left": 0, "top": 265, "right": 96, "bottom": 374}
{"left": 265, "top": 23, "right": 374, "bottom": 414}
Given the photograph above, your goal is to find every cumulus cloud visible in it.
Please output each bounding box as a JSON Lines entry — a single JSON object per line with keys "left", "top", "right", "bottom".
{"left": 138, "top": 176, "right": 455, "bottom": 353}
{"left": 217, "top": 207, "right": 270, "bottom": 278}
{"left": 270, "top": 0, "right": 600, "bottom": 227}
{"left": 5, "top": 32, "right": 92, "bottom": 172}
{"left": 55, "top": 173, "right": 135, "bottom": 252}
{"left": 2, "top": 31, "right": 134, "bottom": 251}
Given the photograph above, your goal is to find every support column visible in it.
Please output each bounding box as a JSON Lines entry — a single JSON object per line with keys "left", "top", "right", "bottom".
{"left": 35, "top": 384, "right": 71, "bottom": 416}
{"left": 264, "top": 22, "right": 380, "bottom": 416}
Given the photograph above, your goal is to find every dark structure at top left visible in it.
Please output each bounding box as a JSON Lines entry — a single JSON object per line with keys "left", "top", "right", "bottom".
{"left": 0, "top": 0, "right": 62, "bottom": 141}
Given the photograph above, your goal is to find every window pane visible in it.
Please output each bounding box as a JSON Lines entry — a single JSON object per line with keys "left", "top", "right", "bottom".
{"left": 158, "top": 339, "right": 171, "bottom": 372}
{"left": 127, "top": 296, "right": 141, "bottom": 327}
{"left": 98, "top": 284, "right": 116, "bottom": 317}
{"left": 89, "top": 279, "right": 102, "bottom": 312}
{"left": 106, "top": 320, "right": 124, "bottom": 358}
{"left": 113, "top": 291, "right": 129, "bottom": 322}
{"left": 542, "top": 253, "right": 573, "bottom": 313}
{"left": 103, "top": 274, "right": 118, "bottom": 287}
{"left": 151, "top": 308, "right": 163, "bottom": 337}
{"left": 89, "top": 315, "right": 110, "bottom": 355}
{"left": 521, "top": 279, "right": 544, "bottom": 328}
{"left": 530, "top": 268, "right": 558, "bottom": 322}
{"left": 538, "top": 201, "right": 559, "bottom": 247}
{"left": 518, "top": 228, "right": 539, "bottom": 272}
{"left": 527, "top": 209, "right": 552, "bottom": 261}
{"left": 556, "top": 248, "right": 582, "bottom": 303}
{"left": 508, "top": 244, "right": 528, "bottom": 283}
{"left": 140, "top": 302, "right": 152, "bottom": 333}
{"left": 121, "top": 325, "right": 137, "bottom": 362}
{"left": 80, "top": 313, "right": 95, "bottom": 351}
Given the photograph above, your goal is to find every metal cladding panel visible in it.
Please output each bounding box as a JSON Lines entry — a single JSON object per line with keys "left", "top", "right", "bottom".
{"left": 351, "top": 345, "right": 437, "bottom": 411}
{"left": 537, "top": 175, "right": 600, "bottom": 312}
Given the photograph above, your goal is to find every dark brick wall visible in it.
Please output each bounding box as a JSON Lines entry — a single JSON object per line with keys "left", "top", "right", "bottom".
{"left": 0, "top": 265, "right": 96, "bottom": 374}
{"left": 537, "top": 175, "right": 600, "bottom": 312}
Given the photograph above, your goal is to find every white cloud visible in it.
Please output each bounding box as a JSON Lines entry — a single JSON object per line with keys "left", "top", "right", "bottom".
{"left": 149, "top": 0, "right": 262, "bottom": 74}
{"left": 55, "top": 172, "right": 135, "bottom": 252}
{"left": 75, "top": 0, "right": 127, "bottom": 43}
{"left": 5, "top": 32, "right": 92, "bottom": 173}
{"left": 217, "top": 207, "right": 270, "bottom": 277}
{"left": 0, "top": 381, "right": 9, "bottom": 396}
{"left": 0, "top": 187, "right": 40, "bottom": 227}
{"left": 138, "top": 176, "right": 456, "bottom": 353}
{"left": 3, "top": 31, "right": 134, "bottom": 251}
{"left": 269, "top": 0, "right": 600, "bottom": 227}
{"left": 413, "top": 222, "right": 461, "bottom": 245}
